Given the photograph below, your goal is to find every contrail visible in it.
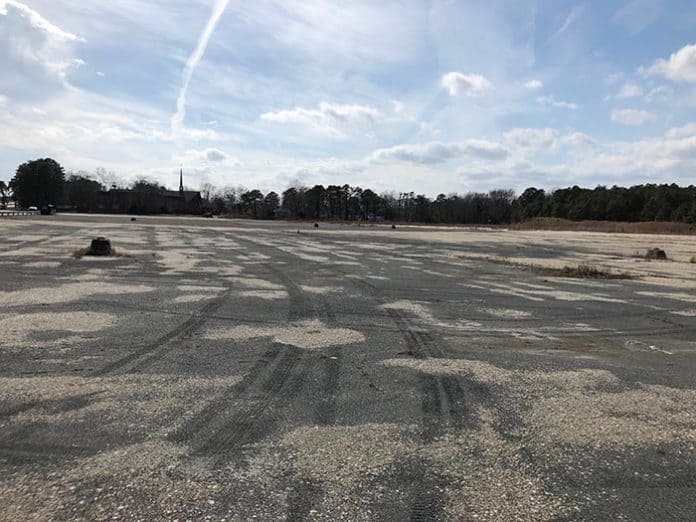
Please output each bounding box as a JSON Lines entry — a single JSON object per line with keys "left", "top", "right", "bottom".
{"left": 171, "top": 0, "right": 229, "bottom": 129}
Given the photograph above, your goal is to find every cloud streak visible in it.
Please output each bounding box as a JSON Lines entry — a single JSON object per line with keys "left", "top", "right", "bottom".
{"left": 370, "top": 140, "right": 508, "bottom": 164}
{"left": 611, "top": 108, "right": 656, "bottom": 126}
{"left": 549, "top": 4, "right": 583, "bottom": 41}
{"left": 171, "top": 0, "right": 230, "bottom": 129}
{"left": 537, "top": 95, "right": 578, "bottom": 110}
{"left": 0, "top": 0, "right": 85, "bottom": 42}
{"left": 260, "top": 101, "right": 380, "bottom": 137}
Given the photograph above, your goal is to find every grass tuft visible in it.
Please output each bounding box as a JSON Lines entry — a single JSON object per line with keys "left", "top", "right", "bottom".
{"left": 507, "top": 262, "right": 634, "bottom": 279}
{"left": 556, "top": 264, "right": 629, "bottom": 279}
{"left": 460, "top": 254, "right": 635, "bottom": 279}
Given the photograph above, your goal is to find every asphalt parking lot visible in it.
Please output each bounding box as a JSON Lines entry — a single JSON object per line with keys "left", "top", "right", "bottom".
{"left": 1, "top": 214, "right": 695, "bottom": 520}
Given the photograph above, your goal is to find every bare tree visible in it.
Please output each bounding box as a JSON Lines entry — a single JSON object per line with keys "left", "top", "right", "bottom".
{"left": 200, "top": 182, "right": 217, "bottom": 203}
{"left": 94, "top": 167, "right": 123, "bottom": 190}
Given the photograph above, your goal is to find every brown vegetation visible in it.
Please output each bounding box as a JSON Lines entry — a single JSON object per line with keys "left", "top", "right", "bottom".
{"left": 527, "top": 263, "right": 633, "bottom": 280}
{"left": 463, "top": 254, "right": 634, "bottom": 280}
{"left": 644, "top": 248, "right": 668, "bottom": 260}
{"left": 510, "top": 217, "right": 696, "bottom": 236}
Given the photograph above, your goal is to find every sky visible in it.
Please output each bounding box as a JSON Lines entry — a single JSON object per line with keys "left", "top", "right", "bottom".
{"left": 1, "top": 0, "right": 695, "bottom": 196}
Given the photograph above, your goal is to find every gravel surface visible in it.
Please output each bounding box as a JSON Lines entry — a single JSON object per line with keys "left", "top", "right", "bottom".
{"left": 1, "top": 214, "right": 695, "bottom": 521}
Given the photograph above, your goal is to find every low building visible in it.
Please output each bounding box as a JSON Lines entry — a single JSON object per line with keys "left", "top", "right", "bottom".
{"left": 96, "top": 170, "right": 203, "bottom": 214}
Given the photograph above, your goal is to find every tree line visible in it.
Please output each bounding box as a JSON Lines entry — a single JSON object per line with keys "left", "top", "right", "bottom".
{"left": 4, "top": 158, "right": 696, "bottom": 224}
{"left": 517, "top": 184, "right": 696, "bottom": 223}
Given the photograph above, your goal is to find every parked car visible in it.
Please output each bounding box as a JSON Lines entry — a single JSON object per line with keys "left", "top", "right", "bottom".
{"left": 28, "top": 206, "right": 38, "bottom": 211}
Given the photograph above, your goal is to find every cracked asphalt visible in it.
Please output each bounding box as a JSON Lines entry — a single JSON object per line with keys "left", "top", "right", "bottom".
{"left": 1, "top": 214, "right": 695, "bottom": 521}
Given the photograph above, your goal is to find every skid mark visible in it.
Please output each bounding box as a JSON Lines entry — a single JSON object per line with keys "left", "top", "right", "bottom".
{"left": 94, "top": 288, "right": 233, "bottom": 375}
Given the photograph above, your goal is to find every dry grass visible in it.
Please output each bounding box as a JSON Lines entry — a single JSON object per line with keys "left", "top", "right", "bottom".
{"left": 561, "top": 264, "right": 631, "bottom": 279}
{"left": 511, "top": 217, "right": 696, "bottom": 235}
{"left": 530, "top": 263, "right": 633, "bottom": 279}
{"left": 632, "top": 249, "right": 666, "bottom": 259}
{"left": 279, "top": 216, "right": 696, "bottom": 236}
{"left": 468, "top": 255, "right": 634, "bottom": 280}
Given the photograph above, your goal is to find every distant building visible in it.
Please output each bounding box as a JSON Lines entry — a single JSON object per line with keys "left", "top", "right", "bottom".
{"left": 96, "top": 169, "right": 203, "bottom": 214}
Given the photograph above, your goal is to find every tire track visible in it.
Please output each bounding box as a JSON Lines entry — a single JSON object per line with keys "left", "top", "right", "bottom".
{"left": 263, "top": 263, "right": 314, "bottom": 321}
{"left": 409, "top": 479, "right": 445, "bottom": 522}
{"left": 229, "top": 237, "right": 347, "bottom": 515}
{"left": 286, "top": 479, "right": 324, "bottom": 522}
{"left": 180, "top": 346, "right": 306, "bottom": 462}
{"left": 314, "top": 346, "right": 341, "bottom": 426}
{"left": 236, "top": 237, "right": 343, "bottom": 425}
{"left": 0, "top": 442, "right": 98, "bottom": 464}
{"left": 240, "top": 242, "right": 454, "bottom": 518}
{"left": 168, "top": 253, "right": 339, "bottom": 467}
{"left": 344, "top": 274, "right": 485, "bottom": 519}
{"left": 0, "top": 391, "right": 103, "bottom": 419}
{"left": 0, "top": 391, "right": 106, "bottom": 463}
{"left": 92, "top": 288, "right": 234, "bottom": 376}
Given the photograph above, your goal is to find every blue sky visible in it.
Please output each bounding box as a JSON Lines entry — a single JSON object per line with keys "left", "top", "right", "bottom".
{"left": 1, "top": 0, "right": 695, "bottom": 195}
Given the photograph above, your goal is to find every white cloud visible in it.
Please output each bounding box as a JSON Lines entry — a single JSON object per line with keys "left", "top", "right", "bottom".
{"left": 562, "top": 124, "right": 696, "bottom": 181}
{"left": 260, "top": 101, "right": 380, "bottom": 137}
{"left": 418, "top": 122, "right": 441, "bottom": 137}
{"left": 611, "top": 108, "right": 656, "bottom": 126}
{"left": 504, "top": 128, "right": 557, "bottom": 149}
{"left": 549, "top": 5, "right": 584, "bottom": 41}
{"left": 664, "top": 123, "right": 696, "bottom": 139}
{"left": 370, "top": 140, "right": 507, "bottom": 165}
{"left": 0, "top": 0, "right": 85, "bottom": 42}
{"left": 504, "top": 128, "right": 594, "bottom": 151}
{"left": 612, "top": 0, "right": 662, "bottom": 35}
{"left": 643, "top": 43, "right": 696, "bottom": 83}
{"left": 617, "top": 82, "right": 643, "bottom": 98}
{"left": 203, "top": 148, "right": 226, "bottom": 162}
{"left": 459, "top": 125, "right": 696, "bottom": 191}
{"left": 318, "top": 102, "right": 380, "bottom": 123}
{"left": 605, "top": 72, "right": 624, "bottom": 86}
{"left": 235, "top": 1, "right": 427, "bottom": 68}
{"left": 0, "top": 0, "right": 87, "bottom": 100}
{"left": 0, "top": 89, "right": 225, "bottom": 173}
{"left": 274, "top": 158, "right": 368, "bottom": 188}
{"left": 391, "top": 100, "right": 404, "bottom": 113}
{"left": 441, "top": 72, "right": 493, "bottom": 97}
{"left": 1, "top": 0, "right": 695, "bottom": 196}
{"left": 644, "top": 85, "right": 671, "bottom": 103}
{"left": 171, "top": 0, "right": 230, "bottom": 129}
{"left": 171, "top": 148, "right": 241, "bottom": 175}
{"left": 559, "top": 132, "right": 594, "bottom": 147}
{"left": 537, "top": 95, "right": 578, "bottom": 110}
